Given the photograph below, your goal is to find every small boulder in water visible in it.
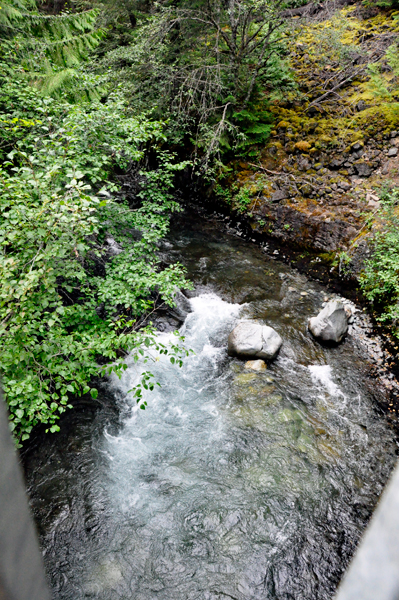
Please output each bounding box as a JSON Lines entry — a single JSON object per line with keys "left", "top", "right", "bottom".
{"left": 308, "top": 301, "right": 348, "bottom": 343}
{"left": 171, "top": 289, "right": 192, "bottom": 319}
{"left": 245, "top": 359, "right": 267, "bottom": 371}
{"left": 228, "top": 321, "right": 282, "bottom": 361}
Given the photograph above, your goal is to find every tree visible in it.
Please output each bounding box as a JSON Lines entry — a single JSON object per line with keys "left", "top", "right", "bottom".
{"left": 98, "top": 0, "right": 290, "bottom": 163}
{"left": 175, "top": 0, "right": 285, "bottom": 106}
{"left": 0, "top": 0, "right": 104, "bottom": 98}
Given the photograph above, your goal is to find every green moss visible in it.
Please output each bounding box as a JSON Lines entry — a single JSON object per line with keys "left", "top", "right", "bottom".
{"left": 295, "top": 140, "right": 312, "bottom": 151}
{"left": 354, "top": 104, "right": 399, "bottom": 132}
{"left": 318, "top": 252, "right": 338, "bottom": 264}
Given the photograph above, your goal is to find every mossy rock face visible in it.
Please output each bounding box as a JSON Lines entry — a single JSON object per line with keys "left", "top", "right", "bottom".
{"left": 300, "top": 183, "right": 312, "bottom": 196}
{"left": 295, "top": 141, "right": 312, "bottom": 152}
{"left": 216, "top": 4, "right": 399, "bottom": 260}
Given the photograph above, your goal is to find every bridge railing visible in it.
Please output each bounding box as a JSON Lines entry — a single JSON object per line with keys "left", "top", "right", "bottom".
{"left": 0, "top": 390, "right": 50, "bottom": 600}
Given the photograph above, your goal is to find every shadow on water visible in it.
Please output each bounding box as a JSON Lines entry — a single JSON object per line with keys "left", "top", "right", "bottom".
{"left": 23, "top": 213, "right": 398, "bottom": 600}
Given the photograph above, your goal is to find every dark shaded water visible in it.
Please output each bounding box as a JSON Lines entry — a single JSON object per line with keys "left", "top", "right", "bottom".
{"left": 24, "top": 215, "right": 398, "bottom": 600}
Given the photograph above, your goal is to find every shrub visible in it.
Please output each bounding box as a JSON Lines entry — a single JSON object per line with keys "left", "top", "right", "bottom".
{"left": 0, "top": 81, "right": 191, "bottom": 444}
{"left": 360, "top": 188, "right": 399, "bottom": 326}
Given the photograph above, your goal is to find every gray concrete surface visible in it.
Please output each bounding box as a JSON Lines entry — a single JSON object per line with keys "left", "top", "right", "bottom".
{"left": 0, "top": 391, "right": 50, "bottom": 600}
{"left": 335, "top": 460, "right": 399, "bottom": 600}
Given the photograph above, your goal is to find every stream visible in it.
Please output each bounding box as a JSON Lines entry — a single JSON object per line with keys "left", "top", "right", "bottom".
{"left": 24, "top": 213, "right": 398, "bottom": 600}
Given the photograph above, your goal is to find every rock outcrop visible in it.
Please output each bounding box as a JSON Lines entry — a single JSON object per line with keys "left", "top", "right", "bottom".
{"left": 308, "top": 301, "right": 348, "bottom": 343}
{"left": 228, "top": 321, "right": 282, "bottom": 360}
{"left": 172, "top": 289, "right": 192, "bottom": 320}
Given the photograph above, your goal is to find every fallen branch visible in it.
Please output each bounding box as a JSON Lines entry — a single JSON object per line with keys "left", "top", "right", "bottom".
{"left": 248, "top": 162, "right": 284, "bottom": 176}
{"left": 306, "top": 65, "right": 366, "bottom": 110}
{"left": 248, "top": 162, "right": 320, "bottom": 191}
{"left": 306, "top": 51, "right": 387, "bottom": 110}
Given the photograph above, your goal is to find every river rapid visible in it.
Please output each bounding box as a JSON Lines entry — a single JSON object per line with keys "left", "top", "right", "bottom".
{"left": 23, "top": 213, "right": 398, "bottom": 600}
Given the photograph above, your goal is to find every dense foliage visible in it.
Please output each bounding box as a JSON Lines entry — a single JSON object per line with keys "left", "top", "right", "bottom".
{"left": 0, "top": 0, "right": 104, "bottom": 98}
{"left": 96, "top": 0, "right": 293, "bottom": 164}
{"left": 0, "top": 77, "right": 192, "bottom": 444}
{"left": 0, "top": 0, "right": 301, "bottom": 443}
{"left": 360, "top": 189, "right": 399, "bottom": 326}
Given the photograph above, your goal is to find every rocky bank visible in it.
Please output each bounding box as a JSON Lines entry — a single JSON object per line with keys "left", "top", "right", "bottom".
{"left": 214, "top": 3, "right": 399, "bottom": 276}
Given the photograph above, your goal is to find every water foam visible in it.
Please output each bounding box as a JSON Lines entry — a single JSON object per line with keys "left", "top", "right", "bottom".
{"left": 308, "top": 364, "right": 341, "bottom": 396}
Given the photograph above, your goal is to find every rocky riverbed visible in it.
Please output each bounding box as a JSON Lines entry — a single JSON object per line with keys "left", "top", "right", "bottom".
{"left": 176, "top": 204, "right": 399, "bottom": 434}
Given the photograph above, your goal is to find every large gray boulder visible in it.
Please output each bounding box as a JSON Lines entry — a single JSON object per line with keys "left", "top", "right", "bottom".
{"left": 308, "top": 301, "right": 348, "bottom": 343}
{"left": 228, "top": 321, "right": 282, "bottom": 361}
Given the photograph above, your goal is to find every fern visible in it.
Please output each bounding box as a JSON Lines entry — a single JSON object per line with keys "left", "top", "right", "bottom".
{"left": 367, "top": 62, "right": 392, "bottom": 99}
{"left": 0, "top": 1, "right": 104, "bottom": 97}
{"left": 386, "top": 43, "right": 399, "bottom": 78}
{"left": 366, "top": 43, "right": 399, "bottom": 102}
{"left": 0, "top": 0, "right": 36, "bottom": 30}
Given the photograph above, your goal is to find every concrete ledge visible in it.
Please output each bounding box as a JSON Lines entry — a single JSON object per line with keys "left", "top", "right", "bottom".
{"left": 0, "top": 392, "right": 50, "bottom": 600}
{"left": 335, "top": 461, "right": 399, "bottom": 600}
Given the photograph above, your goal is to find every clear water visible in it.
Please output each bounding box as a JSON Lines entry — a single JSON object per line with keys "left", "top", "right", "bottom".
{"left": 24, "top": 215, "right": 398, "bottom": 600}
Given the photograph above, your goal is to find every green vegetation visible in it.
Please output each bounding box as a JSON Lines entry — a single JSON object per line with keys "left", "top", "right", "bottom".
{"left": 0, "top": 0, "right": 103, "bottom": 98}
{"left": 3, "top": 0, "right": 399, "bottom": 443}
{"left": 95, "top": 0, "right": 293, "bottom": 165}
{"left": 360, "top": 189, "right": 399, "bottom": 326}
{"left": 0, "top": 2, "right": 194, "bottom": 444}
{"left": 0, "top": 78, "right": 192, "bottom": 444}
{"left": 1, "top": 0, "right": 294, "bottom": 443}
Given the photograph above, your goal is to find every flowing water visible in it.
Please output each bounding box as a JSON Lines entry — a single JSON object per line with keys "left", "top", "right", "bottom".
{"left": 24, "top": 214, "right": 398, "bottom": 600}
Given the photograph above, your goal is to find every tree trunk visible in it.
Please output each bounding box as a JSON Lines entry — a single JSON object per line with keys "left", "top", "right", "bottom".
{"left": 129, "top": 12, "right": 137, "bottom": 28}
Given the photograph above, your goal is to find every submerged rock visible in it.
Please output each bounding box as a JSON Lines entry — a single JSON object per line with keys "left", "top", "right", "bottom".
{"left": 234, "top": 372, "right": 257, "bottom": 385}
{"left": 228, "top": 321, "right": 282, "bottom": 360}
{"left": 308, "top": 301, "right": 348, "bottom": 343}
{"left": 245, "top": 359, "right": 267, "bottom": 371}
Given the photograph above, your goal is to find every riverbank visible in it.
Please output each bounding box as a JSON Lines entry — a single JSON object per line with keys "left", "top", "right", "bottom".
{"left": 212, "top": 4, "right": 399, "bottom": 262}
